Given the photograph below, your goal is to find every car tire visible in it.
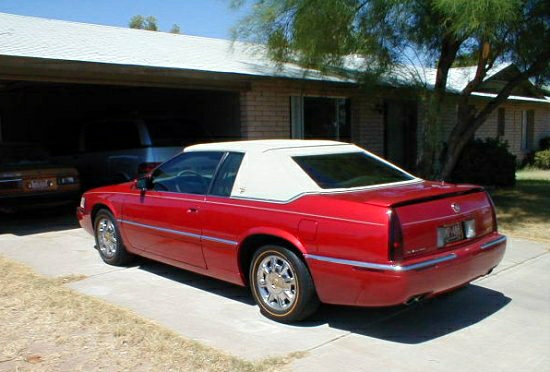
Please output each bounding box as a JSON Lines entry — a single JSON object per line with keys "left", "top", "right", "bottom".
{"left": 250, "top": 245, "right": 320, "bottom": 323}
{"left": 94, "top": 209, "right": 133, "bottom": 266}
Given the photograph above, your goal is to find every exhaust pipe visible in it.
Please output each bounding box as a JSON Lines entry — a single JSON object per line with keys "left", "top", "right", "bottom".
{"left": 405, "top": 294, "right": 427, "bottom": 306}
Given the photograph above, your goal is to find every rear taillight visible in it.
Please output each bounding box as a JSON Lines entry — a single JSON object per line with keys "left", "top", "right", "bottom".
{"left": 485, "top": 192, "right": 498, "bottom": 232}
{"left": 138, "top": 162, "right": 161, "bottom": 175}
{"left": 388, "top": 209, "right": 404, "bottom": 261}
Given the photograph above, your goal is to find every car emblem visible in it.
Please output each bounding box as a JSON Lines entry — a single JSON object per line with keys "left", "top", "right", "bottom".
{"left": 451, "top": 203, "right": 461, "bottom": 213}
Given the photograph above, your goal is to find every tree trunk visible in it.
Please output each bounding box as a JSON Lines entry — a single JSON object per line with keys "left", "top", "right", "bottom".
{"left": 416, "top": 35, "right": 462, "bottom": 179}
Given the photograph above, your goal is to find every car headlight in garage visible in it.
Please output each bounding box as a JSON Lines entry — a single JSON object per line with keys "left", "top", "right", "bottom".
{"left": 57, "top": 176, "right": 78, "bottom": 185}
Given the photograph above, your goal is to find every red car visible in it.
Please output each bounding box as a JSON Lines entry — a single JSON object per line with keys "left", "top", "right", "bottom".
{"left": 77, "top": 140, "right": 506, "bottom": 322}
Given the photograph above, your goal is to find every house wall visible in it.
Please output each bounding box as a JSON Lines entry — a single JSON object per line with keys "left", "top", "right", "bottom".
{"left": 475, "top": 101, "right": 550, "bottom": 158}
{"left": 239, "top": 80, "right": 386, "bottom": 156}
{"left": 416, "top": 97, "right": 550, "bottom": 162}
{"left": 240, "top": 78, "right": 549, "bottom": 162}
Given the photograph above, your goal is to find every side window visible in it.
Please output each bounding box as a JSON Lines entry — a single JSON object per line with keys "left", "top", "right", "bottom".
{"left": 210, "top": 152, "right": 245, "bottom": 197}
{"left": 151, "top": 152, "right": 223, "bottom": 194}
{"left": 84, "top": 121, "right": 141, "bottom": 152}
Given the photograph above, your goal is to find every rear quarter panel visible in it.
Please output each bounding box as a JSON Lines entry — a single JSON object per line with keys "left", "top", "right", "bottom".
{"left": 202, "top": 193, "right": 389, "bottom": 284}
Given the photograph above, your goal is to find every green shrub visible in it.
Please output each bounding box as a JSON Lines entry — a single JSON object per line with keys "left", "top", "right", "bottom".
{"left": 533, "top": 149, "right": 550, "bottom": 169}
{"left": 539, "top": 136, "right": 550, "bottom": 151}
{"left": 450, "top": 138, "right": 516, "bottom": 187}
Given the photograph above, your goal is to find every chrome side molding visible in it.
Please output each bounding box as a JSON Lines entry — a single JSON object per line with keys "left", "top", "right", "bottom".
{"left": 480, "top": 236, "right": 507, "bottom": 250}
{"left": 304, "top": 253, "right": 457, "bottom": 272}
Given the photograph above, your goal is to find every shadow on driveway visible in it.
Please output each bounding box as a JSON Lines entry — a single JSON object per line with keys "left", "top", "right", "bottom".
{"left": 136, "top": 258, "right": 511, "bottom": 343}
{"left": 0, "top": 204, "right": 80, "bottom": 236}
{"left": 308, "top": 284, "right": 511, "bottom": 343}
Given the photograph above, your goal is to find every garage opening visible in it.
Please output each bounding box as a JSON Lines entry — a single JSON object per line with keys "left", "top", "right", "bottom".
{"left": 0, "top": 82, "right": 241, "bottom": 188}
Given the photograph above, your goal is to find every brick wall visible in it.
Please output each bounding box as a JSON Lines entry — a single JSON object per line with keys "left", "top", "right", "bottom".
{"left": 239, "top": 78, "right": 549, "bottom": 160}
{"left": 240, "top": 79, "right": 385, "bottom": 155}
{"left": 475, "top": 101, "right": 550, "bottom": 158}
{"left": 417, "top": 97, "right": 549, "bottom": 160}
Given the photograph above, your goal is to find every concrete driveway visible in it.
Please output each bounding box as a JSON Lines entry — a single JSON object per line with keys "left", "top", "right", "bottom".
{"left": 1, "top": 209, "right": 549, "bottom": 371}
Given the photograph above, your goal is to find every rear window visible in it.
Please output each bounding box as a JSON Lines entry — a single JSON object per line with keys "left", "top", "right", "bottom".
{"left": 292, "top": 152, "right": 414, "bottom": 189}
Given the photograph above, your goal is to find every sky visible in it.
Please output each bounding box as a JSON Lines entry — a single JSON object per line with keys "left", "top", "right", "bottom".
{"left": 0, "top": 0, "right": 250, "bottom": 39}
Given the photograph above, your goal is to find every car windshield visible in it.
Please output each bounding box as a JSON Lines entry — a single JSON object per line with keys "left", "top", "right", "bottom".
{"left": 292, "top": 152, "right": 414, "bottom": 189}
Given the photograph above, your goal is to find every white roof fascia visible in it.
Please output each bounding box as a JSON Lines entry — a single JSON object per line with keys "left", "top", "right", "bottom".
{"left": 471, "top": 92, "right": 550, "bottom": 104}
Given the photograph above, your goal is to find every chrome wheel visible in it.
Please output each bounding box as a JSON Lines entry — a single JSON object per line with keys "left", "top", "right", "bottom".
{"left": 96, "top": 217, "right": 118, "bottom": 258}
{"left": 255, "top": 254, "right": 297, "bottom": 311}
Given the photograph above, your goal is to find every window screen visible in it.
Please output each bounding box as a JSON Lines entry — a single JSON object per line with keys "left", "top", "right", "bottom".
{"left": 293, "top": 152, "right": 414, "bottom": 189}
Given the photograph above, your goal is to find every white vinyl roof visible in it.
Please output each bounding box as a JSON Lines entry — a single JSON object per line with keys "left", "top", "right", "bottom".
{"left": 185, "top": 139, "right": 348, "bottom": 154}
{"left": 0, "top": 12, "right": 547, "bottom": 104}
{"left": 185, "top": 140, "right": 418, "bottom": 202}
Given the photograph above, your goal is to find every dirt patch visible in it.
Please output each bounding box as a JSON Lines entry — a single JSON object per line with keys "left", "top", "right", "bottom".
{"left": 0, "top": 255, "right": 300, "bottom": 371}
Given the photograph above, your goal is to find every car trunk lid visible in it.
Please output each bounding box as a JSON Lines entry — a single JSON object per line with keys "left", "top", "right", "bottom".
{"left": 322, "top": 181, "right": 495, "bottom": 259}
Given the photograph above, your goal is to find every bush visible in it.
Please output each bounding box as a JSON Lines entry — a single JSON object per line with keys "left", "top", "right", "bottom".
{"left": 450, "top": 138, "right": 516, "bottom": 187}
{"left": 539, "top": 136, "right": 550, "bottom": 151}
{"left": 533, "top": 149, "right": 550, "bottom": 169}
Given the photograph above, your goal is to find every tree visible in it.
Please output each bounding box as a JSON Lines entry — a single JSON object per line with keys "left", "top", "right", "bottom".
{"left": 128, "top": 15, "right": 181, "bottom": 34}
{"left": 232, "top": 0, "right": 550, "bottom": 179}
{"left": 169, "top": 24, "right": 182, "bottom": 34}
{"left": 128, "top": 15, "right": 159, "bottom": 31}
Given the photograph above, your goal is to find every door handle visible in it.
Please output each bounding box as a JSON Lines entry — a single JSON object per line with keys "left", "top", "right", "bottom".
{"left": 186, "top": 208, "right": 199, "bottom": 214}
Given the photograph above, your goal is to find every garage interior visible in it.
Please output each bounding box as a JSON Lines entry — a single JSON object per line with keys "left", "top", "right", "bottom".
{"left": 0, "top": 81, "right": 241, "bottom": 155}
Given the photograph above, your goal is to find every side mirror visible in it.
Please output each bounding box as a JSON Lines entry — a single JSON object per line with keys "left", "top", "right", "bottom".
{"left": 135, "top": 176, "right": 152, "bottom": 191}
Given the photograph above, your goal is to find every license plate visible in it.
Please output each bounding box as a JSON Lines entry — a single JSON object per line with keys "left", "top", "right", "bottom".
{"left": 30, "top": 179, "right": 51, "bottom": 190}
{"left": 438, "top": 222, "right": 464, "bottom": 246}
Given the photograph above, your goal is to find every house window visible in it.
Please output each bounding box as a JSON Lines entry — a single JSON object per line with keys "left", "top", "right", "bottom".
{"left": 497, "top": 108, "right": 505, "bottom": 137}
{"left": 521, "top": 110, "right": 535, "bottom": 151}
{"left": 290, "top": 96, "right": 350, "bottom": 141}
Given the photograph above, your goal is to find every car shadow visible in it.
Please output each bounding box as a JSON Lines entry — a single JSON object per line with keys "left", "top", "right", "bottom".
{"left": 0, "top": 204, "right": 80, "bottom": 236}
{"left": 136, "top": 258, "right": 511, "bottom": 343}
{"left": 304, "top": 284, "right": 511, "bottom": 343}
{"left": 136, "top": 258, "right": 256, "bottom": 306}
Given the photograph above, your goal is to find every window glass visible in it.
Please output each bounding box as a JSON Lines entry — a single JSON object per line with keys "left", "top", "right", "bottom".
{"left": 84, "top": 121, "right": 141, "bottom": 152}
{"left": 292, "top": 152, "right": 414, "bottom": 189}
{"left": 291, "top": 97, "right": 351, "bottom": 141}
{"left": 151, "top": 152, "right": 223, "bottom": 194}
{"left": 210, "top": 152, "right": 244, "bottom": 197}
{"left": 521, "top": 110, "right": 535, "bottom": 150}
{"left": 497, "top": 108, "right": 505, "bottom": 137}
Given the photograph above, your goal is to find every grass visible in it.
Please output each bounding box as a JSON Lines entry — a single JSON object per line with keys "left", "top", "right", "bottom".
{"left": 491, "top": 168, "right": 550, "bottom": 242}
{"left": 0, "top": 256, "right": 302, "bottom": 371}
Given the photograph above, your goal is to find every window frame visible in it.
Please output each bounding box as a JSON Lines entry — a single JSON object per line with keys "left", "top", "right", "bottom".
{"left": 290, "top": 96, "right": 351, "bottom": 141}
{"left": 150, "top": 151, "right": 225, "bottom": 195}
{"left": 208, "top": 151, "right": 245, "bottom": 198}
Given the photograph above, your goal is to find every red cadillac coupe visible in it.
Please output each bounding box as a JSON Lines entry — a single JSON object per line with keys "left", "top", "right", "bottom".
{"left": 77, "top": 140, "right": 506, "bottom": 322}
